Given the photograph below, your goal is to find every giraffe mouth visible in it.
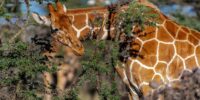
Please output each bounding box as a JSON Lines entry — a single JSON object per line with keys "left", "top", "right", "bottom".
{"left": 54, "top": 31, "right": 84, "bottom": 56}
{"left": 57, "top": 38, "right": 84, "bottom": 56}
{"left": 66, "top": 39, "right": 84, "bottom": 56}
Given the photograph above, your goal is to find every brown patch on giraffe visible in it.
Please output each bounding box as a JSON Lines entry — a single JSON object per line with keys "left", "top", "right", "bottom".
{"left": 175, "top": 41, "right": 194, "bottom": 58}
{"left": 155, "top": 63, "right": 168, "bottom": 82}
{"left": 144, "top": 26, "right": 156, "bottom": 34}
{"left": 157, "top": 26, "right": 173, "bottom": 42}
{"left": 159, "top": 43, "right": 174, "bottom": 63}
{"left": 191, "top": 29, "right": 200, "bottom": 39}
{"left": 157, "top": 13, "right": 167, "bottom": 24}
{"left": 135, "top": 26, "right": 156, "bottom": 41}
{"left": 185, "top": 56, "right": 197, "bottom": 70}
{"left": 152, "top": 75, "right": 164, "bottom": 86}
{"left": 73, "top": 14, "right": 86, "bottom": 29}
{"left": 130, "top": 39, "right": 142, "bottom": 56}
{"left": 196, "top": 46, "right": 200, "bottom": 66}
{"left": 131, "top": 62, "right": 141, "bottom": 86}
{"left": 88, "top": 13, "right": 96, "bottom": 21}
{"left": 176, "top": 29, "right": 187, "bottom": 40}
{"left": 79, "top": 28, "right": 90, "bottom": 40}
{"left": 88, "top": 13, "right": 105, "bottom": 24}
{"left": 168, "top": 56, "right": 184, "bottom": 79}
{"left": 140, "top": 84, "right": 152, "bottom": 96}
{"left": 139, "top": 67, "right": 154, "bottom": 83}
{"left": 139, "top": 40, "right": 158, "bottom": 67}
{"left": 164, "top": 20, "right": 179, "bottom": 38}
{"left": 181, "top": 27, "right": 190, "bottom": 33}
{"left": 188, "top": 35, "right": 199, "bottom": 46}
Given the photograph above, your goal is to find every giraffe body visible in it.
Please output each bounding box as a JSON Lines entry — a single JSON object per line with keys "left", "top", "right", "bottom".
{"left": 32, "top": 0, "right": 200, "bottom": 99}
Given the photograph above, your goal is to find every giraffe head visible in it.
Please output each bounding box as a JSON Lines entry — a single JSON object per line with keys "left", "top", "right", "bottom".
{"left": 32, "top": 1, "right": 84, "bottom": 56}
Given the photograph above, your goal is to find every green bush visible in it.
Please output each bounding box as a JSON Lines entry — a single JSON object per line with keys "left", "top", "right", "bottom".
{"left": 0, "top": 41, "right": 48, "bottom": 99}
{"left": 78, "top": 40, "right": 120, "bottom": 100}
{"left": 116, "top": 1, "right": 158, "bottom": 36}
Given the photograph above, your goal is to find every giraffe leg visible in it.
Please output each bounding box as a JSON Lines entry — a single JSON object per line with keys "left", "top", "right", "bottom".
{"left": 57, "top": 67, "right": 68, "bottom": 92}
{"left": 57, "top": 64, "right": 72, "bottom": 91}
{"left": 115, "top": 64, "right": 140, "bottom": 100}
{"left": 43, "top": 72, "right": 53, "bottom": 100}
{"left": 57, "top": 63, "right": 75, "bottom": 94}
{"left": 128, "top": 92, "right": 140, "bottom": 100}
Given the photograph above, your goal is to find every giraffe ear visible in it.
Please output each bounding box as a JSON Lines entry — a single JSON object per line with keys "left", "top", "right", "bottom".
{"left": 31, "top": 12, "right": 51, "bottom": 26}
{"left": 56, "top": 1, "right": 67, "bottom": 14}
{"left": 63, "top": 4, "right": 67, "bottom": 13}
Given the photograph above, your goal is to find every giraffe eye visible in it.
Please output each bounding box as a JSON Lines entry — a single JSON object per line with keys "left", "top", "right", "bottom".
{"left": 54, "top": 28, "right": 59, "bottom": 32}
{"left": 51, "top": 28, "right": 59, "bottom": 33}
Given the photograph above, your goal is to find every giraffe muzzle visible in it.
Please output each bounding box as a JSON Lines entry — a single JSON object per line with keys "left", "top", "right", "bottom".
{"left": 55, "top": 32, "right": 85, "bottom": 56}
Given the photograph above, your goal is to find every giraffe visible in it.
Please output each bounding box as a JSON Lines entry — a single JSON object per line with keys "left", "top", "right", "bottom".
{"left": 32, "top": 0, "right": 200, "bottom": 99}
{"left": 32, "top": 1, "right": 84, "bottom": 100}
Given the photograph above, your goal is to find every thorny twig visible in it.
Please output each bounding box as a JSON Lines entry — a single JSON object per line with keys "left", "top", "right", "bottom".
{"left": 9, "top": 0, "right": 31, "bottom": 43}
{"left": 9, "top": 18, "right": 30, "bottom": 43}
{"left": 0, "top": 0, "right": 5, "bottom": 8}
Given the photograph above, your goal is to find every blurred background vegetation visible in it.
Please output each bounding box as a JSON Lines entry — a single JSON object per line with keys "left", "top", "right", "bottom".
{"left": 0, "top": 0, "right": 200, "bottom": 100}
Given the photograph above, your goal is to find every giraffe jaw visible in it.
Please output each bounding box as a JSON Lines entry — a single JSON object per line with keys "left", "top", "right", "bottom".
{"left": 55, "top": 30, "right": 84, "bottom": 56}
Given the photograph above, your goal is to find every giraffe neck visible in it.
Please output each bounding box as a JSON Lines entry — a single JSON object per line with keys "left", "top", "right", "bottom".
{"left": 66, "top": 4, "right": 167, "bottom": 41}
{"left": 66, "top": 7, "right": 109, "bottom": 40}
